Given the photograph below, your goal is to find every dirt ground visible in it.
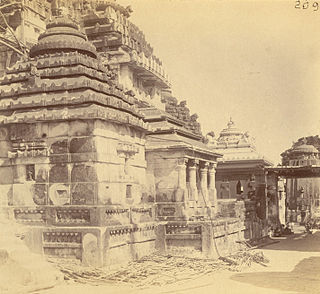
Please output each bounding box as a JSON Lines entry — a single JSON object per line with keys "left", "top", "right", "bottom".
{"left": 35, "top": 229, "right": 320, "bottom": 294}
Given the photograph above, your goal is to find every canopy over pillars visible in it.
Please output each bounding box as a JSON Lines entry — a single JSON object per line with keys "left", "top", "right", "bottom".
{"left": 266, "top": 166, "right": 320, "bottom": 178}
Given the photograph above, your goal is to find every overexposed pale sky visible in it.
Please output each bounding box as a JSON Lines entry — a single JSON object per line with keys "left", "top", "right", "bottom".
{"left": 118, "top": 0, "right": 320, "bottom": 164}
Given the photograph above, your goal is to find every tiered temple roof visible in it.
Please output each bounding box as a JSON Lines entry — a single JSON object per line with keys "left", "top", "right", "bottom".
{"left": 141, "top": 106, "right": 220, "bottom": 159}
{"left": 215, "top": 118, "right": 272, "bottom": 164}
{"left": 80, "top": 1, "right": 170, "bottom": 89}
{"left": 0, "top": 16, "right": 147, "bottom": 130}
{"left": 281, "top": 136, "right": 320, "bottom": 166}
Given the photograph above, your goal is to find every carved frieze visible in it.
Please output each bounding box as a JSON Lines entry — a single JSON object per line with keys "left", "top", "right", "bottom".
{"left": 0, "top": 105, "right": 147, "bottom": 130}
{"left": 165, "top": 224, "right": 202, "bottom": 235}
{"left": 14, "top": 208, "right": 45, "bottom": 223}
{"left": 43, "top": 231, "right": 82, "bottom": 243}
{"left": 8, "top": 141, "right": 49, "bottom": 158}
{"left": 117, "top": 142, "right": 139, "bottom": 157}
{"left": 55, "top": 208, "right": 90, "bottom": 224}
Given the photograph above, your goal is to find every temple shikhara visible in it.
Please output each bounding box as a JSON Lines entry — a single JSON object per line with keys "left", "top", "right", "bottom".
{"left": 1, "top": 0, "right": 318, "bottom": 277}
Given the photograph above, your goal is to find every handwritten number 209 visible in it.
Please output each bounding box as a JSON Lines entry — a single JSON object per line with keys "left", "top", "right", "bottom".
{"left": 295, "top": 1, "right": 319, "bottom": 10}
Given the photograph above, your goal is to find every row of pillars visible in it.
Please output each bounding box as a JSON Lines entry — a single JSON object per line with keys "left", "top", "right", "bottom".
{"left": 177, "top": 158, "right": 217, "bottom": 210}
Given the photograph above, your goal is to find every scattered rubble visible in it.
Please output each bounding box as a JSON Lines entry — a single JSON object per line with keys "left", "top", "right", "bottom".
{"left": 0, "top": 216, "right": 63, "bottom": 294}
{"left": 49, "top": 249, "right": 269, "bottom": 288}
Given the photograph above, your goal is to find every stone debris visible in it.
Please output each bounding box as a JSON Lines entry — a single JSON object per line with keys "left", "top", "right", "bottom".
{"left": 49, "top": 249, "right": 269, "bottom": 288}
{"left": 0, "top": 216, "right": 63, "bottom": 294}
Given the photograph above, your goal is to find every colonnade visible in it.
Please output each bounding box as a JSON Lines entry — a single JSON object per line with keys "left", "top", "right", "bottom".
{"left": 177, "top": 158, "right": 218, "bottom": 211}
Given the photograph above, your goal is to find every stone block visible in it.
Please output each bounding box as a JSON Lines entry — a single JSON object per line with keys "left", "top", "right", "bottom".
{"left": 71, "top": 164, "right": 97, "bottom": 182}
{"left": 69, "top": 120, "right": 92, "bottom": 136}
{"left": 155, "top": 224, "right": 166, "bottom": 252}
{"left": 95, "top": 153, "right": 121, "bottom": 164}
{"left": 96, "top": 163, "right": 121, "bottom": 182}
{"left": 0, "top": 141, "right": 10, "bottom": 157}
{"left": 24, "top": 227, "right": 44, "bottom": 254}
{"left": 0, "top": 166, "right": 13, "bottom": 184}
{"left": 93, "top": 120, "right": 121, "bottom": 139}
{"left": 71, "top": 182, "right": 95, "bottom": 205}
{"left": 97, "top": 182, "right": 122, "bottom": 205}
{"left": 48, "top": 122, "right": 69, "bottom": 137}
{"left": 0, "top": 127, "right": 9, "bottom": 141}
{"left": 0, "top": 184, "right": 12, "bottom": 206}
{"left": 154, "top": 169, "right": 178, "bottom": 189}
{"left": 156, "top": 203, "right": 187, "bottom": 221}
{"left": 50, "top": 139, "right": 68, "bottom": 154}
{"left": 95, "top": 136, "right": 117, "bottom": 155}
{"left": 125, "top": 183, "right": 142, "bottom": 206}
{"left": 70, "top": 137, "right": 95, "bottom": 153}
{"left": 12, "top": 183, "right": 36, "bottom": 206}
{"left": 10, "top": 124, "right": 37, "bottom": 141}
{"left": 70, "top": 152, "right": 96, "bottom": 162}
{"left": 82, "top": 233, "right": 101, "bottom": 267}
{"left": 49, "top": 154, "right": 69, "bottom": 163}
{"left": 13, "top": 164, "right": 26, "bottom": 183}
{"left": 155, "top": 188, "right": 175, "bottom": 202}
{"left": 49, "top": 164, "right": 69, "bottom": 183}
{"left": 48, "top": 183, "right": 70, "bottom": 205}
{"left": 0, "top": 158, "right": 11, "bottom": 167}
{"left": 33, "top": 184, "right": 48, "bottom": 205}
{"left": 35, "top": 165, "right": 48, "bottom": 183}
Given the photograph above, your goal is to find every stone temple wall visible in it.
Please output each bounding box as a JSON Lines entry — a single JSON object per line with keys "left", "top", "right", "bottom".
{"left": 0, "top": 118, "right": 157, "bottom": 267}
{"left": 146, "top": 151, "right": 182, "bottom": 203}
{"left": 0, "top": 119, "right": 147, "bottom": 207}
{"left": 217, "top": 199, "right": 268, "bottom": 241}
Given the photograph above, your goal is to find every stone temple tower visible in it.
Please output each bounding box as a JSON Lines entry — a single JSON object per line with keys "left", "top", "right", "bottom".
{"left": 0, "top": 16, "right": 156, "bottom": 266}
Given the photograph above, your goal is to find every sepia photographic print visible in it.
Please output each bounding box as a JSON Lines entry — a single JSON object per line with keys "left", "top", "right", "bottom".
{"left": 0, "top": 0, "right": 319, "bottom": 293}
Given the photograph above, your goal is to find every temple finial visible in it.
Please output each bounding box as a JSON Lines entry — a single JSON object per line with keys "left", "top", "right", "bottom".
{"left": 227, "top": 116, "right": 234, "bottom": 128}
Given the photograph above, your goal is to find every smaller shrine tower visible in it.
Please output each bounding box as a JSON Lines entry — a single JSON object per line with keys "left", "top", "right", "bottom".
{"left": 282, "top": 142, "right": 320, "bottom": 222}
{"left": 214, "top": 118, "right": 274, "bottom": 240}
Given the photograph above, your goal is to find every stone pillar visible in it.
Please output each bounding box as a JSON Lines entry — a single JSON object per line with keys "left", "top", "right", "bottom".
{"left": 199, "top": 161, "right": 209, "bottom": 207}
{"left": 208, "top": 163, "right": 218, "bottom": 213}
{"left": 176, "top": 158, "right": 187, "bottom": 202}
{"left": 255, "top": 171, "right": 268, "bottom": 220}
{"left": 188, "top": 159, "right": 198, "bottom": 207}
{"left": 177, "top": 158, "right": 187, "bottom": 190}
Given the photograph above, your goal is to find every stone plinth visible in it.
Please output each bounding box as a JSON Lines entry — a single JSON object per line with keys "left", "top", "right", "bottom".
{"left": 156, "top": 219, "right": 245, "bottom": 259}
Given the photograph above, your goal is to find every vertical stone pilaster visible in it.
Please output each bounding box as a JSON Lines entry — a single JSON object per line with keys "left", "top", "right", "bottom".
{"left": 176, "top": 158, "right": 187, "bottom": 202}
{"left": 199, "top": 161, "right": 209, "bottom": 207}
{"left": 188, "top": 159, "right": 198, "bottom": 207}
{"left": 208, "top": 163, "right": 218, "bottom": 213}
{"left": 177, "top": 158, "right": 187, "bottom": 189}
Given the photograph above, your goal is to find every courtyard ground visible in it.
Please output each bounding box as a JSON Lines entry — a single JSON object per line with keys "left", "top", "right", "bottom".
{"left": 35, "top": 228, "right": 320, "bottom": 294}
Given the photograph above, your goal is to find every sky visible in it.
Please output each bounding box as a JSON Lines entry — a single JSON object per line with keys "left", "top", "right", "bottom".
{"left": 118, "top": 0, "right": 320, "bottom": 164}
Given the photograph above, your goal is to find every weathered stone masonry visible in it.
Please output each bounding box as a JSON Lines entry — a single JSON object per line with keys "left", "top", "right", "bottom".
{"left": 0, "top": 16, "right": 156, "bottom": 266}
